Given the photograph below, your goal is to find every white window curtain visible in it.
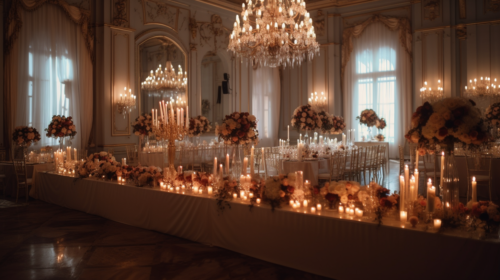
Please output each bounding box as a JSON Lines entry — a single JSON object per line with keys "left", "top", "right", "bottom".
{"left": 252, "top": 67, "right": 280, "bottom": 147}
{"left": 344, "top": 22, "right": 412, "bottom": 158}
{"left": 14, "top": 4, "right": 93, "bottom": 150}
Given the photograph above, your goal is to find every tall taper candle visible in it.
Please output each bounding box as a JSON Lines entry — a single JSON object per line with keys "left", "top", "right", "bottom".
{"left": 219, "top": 164, "right": 223, "bottom": 179}
{"left": 440, "top": 152, "right": 445, "bottom": 192}
{"left": 399, "top": 175, "right": 405, "bottom": 211}
{"left": 243, "top": 157, "right": 248, "bottom": 175}
{"left": 472, "top": 176, "right": 477, "bottom": 203}
{"left": 74, "top": 148, "right": 77, "bottom": 161}
{"left": 287, "top": 125, "right": 290, "bottom": 142}
{"left": 414, "top": 169, "right": 419, "bottom": 201}
{"left": 250, "top": 146, "right": 255, "bottom": 175}
{"left": 427, "top": 185, "right": 435, "bottom": 213}
{"left": 226, "top": 154, "right": 230, "bottom": 174}
{"left": 213, "top": 157, "right": 217, "bottom": 177}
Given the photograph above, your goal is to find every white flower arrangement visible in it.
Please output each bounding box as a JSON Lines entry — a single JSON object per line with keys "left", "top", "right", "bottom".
{"left": 291, "top": 105, "right": 321, "bottom": 131}
{"left": 188, "top": 115, "right": 212, "bottom": 137}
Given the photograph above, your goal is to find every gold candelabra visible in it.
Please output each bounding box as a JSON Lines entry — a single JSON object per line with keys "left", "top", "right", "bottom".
{"left": 153, "top": 107, "right": 189, "bottom": 173}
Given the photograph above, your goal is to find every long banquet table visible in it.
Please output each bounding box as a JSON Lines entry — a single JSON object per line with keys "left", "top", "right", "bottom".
{"left": 36, "top": 171, "right": 500, "bottom": 280}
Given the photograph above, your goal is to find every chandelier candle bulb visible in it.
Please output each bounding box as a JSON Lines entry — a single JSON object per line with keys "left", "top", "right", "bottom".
{"left": 472, "top": 177, "right": 477, "bottom": 203}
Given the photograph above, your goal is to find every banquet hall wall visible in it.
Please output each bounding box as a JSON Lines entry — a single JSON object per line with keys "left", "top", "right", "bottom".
{"left": 1, "top": 0, "right": 500, "bottom": 160}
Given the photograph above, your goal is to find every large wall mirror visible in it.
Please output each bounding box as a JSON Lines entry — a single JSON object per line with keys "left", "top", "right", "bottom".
{"left": 201, "top": 52, "right": 229, "bottom": 126}
{"left": 138, "top": 36, "right": 187, "bottom": 115}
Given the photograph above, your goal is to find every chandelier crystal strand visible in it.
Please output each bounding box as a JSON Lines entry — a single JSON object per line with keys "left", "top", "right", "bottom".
{"left": 228, "top": 0, "right": 320, "bottom": 68}
{"left": 420, "top": 80, "right": 444, "bottom": 103}
{"left": 116, "top": 87, "right": 137, "bottom": 118}
{"left": 141, "top": 62, "right": 187, "bottom": 91}
{"left": 464, "top": 77, "right": 500, "bottom": 97}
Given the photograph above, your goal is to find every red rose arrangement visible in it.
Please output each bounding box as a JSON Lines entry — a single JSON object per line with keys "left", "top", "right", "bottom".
{"left": 218, "top": 112, "right": 259, "bottom": 145}
{"left": 45, "top": 115, "right": 77, "bottom": 138}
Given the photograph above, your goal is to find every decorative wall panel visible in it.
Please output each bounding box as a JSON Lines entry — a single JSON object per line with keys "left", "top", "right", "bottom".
{"left": 111, "top": 30, "right": 131, "bottom": 136}
{"left": 142, "top": 0, "right": 180, "bottom": 31}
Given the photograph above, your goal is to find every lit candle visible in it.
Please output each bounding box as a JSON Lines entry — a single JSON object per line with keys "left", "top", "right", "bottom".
{"left": 199, "top": 188, "right": 203, "bottom": 194}
{"left": 182, "top": 185, "right": 185, "bottom": 190}
{"left": 193, "top": 186, "right": 199, "bottom": 193}
{"left": 249, "top": 192, "right": 254, "bottom": 198}
{"left": 74, "top": 148, "right": 77, "bottom": 161}
{"left": 304, "top": 180, "right": 311, "bottom": 191}
{"left": 122, "top": 178, "right": 126, "bottom": 184}
{"left": 256, "top": 198, "right": 261, "bottom": 204}
{"left": 219, "top": 164, "right": 223, "bottom": 178}
{"left": 226, "top": 154, "right": 230, "bottom": 174}
{"left": 357, "top": 209, "right": 363, "bottom": 218}
{"left": 118, "top": 176, "right": 122, "bottom": 183}
{"left": 240, "top": 190, "right": 245, "bottom": 198}
{"left": 246, "top": 174, "right": 251, "bottom": 184}
{"left": 311, "top": 207, "right": 316, "bottom": 213}
{"left": 317, "top": 204, "right": 322, "bottom": 211}
{"left": 287, "top": 125, "right": 290, "bottom": 142}
{"left": 175, "top": 186, "right": 180, "bottom": 192}
{"left": 434, "top": 219, "right": 442, "bottom": 229}
{"left": 303, "top": 200, "right": 308, "bottom": 208}
{"left": 400, "top": 211, "right": 407, "bottom": 223}
{"left": 427, "top": 185, "right": 435, "bottom": 213}
{"left": 414, "top": 169, "right": 419, "bottom": 201}
{"left": 472, "top": 176, "right": 477, "bottom": 203}
{"left": 339, "top": 205, "right": 344, "bottom": 213}
{"left": 233, "top": 193, "right": 237, "bottom": 199}
{"left": 399, "top": 175, "right": 405, "bottom": 212}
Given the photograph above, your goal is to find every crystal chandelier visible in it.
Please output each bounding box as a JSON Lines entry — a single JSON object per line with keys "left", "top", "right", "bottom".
{"left": 116, "top": 87, "right": 137, "bottom": 118}
{"left": 464, "top": 77, "right": 500, "bottom": 97}
{"left": 420, "top": 80, "right": 444, "bottom": 103}
{"left": 141, "top": 62, "right": 187, "bottom": 92}
{"left": 228, "top": 0, "right": 320, "bottom": 68}
{"left": 308, "top": 91, "right": 327, "bottom": 111}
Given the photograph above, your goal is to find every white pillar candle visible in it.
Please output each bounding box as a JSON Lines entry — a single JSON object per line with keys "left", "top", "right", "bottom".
{"left": 233, "top": 193, "right": 237, "bottom": 199}
{"left": 193, "top": 186, "right": 199, "bottom": 193}
{"left": 304, "top": 180, "right": 311, "bottom": 191}
{"left": 199, "top": 188, "right": 203, "bottom": 194}
{"left": 434, "top": 219, "right": 442, "bottom": 229}
{"left": 175, "top": 186, "right": 180, "bottom": 192}
{"left": 472, "top": 176, "right": 477, "bottom": 203}
{"left": 316, "top": 204, "right": 322, "bottom": 211}
{"left": 249, "top": 192, "right": 254, "bottom": 198}
{"left": 287, "top": 125, "right": 290, "bottom": 141}
{"left": 256, "top": 198, "right": 261, "bottom": 204}
{"left": 118, "top": 176, "right": 122, "bottom": 183}
{"left": 339, "top": 205, "right": 344, "bottom": 213}
{"left": 400, "top": 211, "right": 407, "bottom": 222}
{"left": 182, "top": 185, "right": 186, "bottom": 190}
{"left": 311, "top": 207, "right": 316, "bottom": 213}
{"left": 246, "top": 174, "right": 251, "bottom": 184}
{"left": 357, "top": 209, "right": 363, "bottom": 218}
{"left": 399, "top": 175, "right": 405, "bottom": 211}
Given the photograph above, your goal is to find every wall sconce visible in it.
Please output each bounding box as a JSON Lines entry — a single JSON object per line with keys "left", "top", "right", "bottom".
{"left": 420, "top": 80, "right": 443, "bottom": 103}
{"left": 116, "top": 86, "right": 136, "bottom": 118}
{"left": 308, "top": 92, "right": 327, "bottom": 111}
{"left": 464, "top": 77, "right": 499, "bottom": 97}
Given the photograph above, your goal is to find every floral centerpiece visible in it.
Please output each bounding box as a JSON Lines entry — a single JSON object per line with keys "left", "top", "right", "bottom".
{"left": 45, "top": 115, "right": 77, "bottom": 139}
{"left": 77, "top": 152, "right": 118, "bottom": 179}
{"left": 291, "top": 104, "right": 321, "bottom": 132}
{"left": 263, "top": 174, "right": 299, "bottom": 210}
{"left": 188, "top": 116, "right": 212, "bottom": 137}
{"left": 320, "top": 181, "right": 365, "bottom": 210}
{"left": 218, "top": 112, "right": 259, "bottom": 145}
{"left": 376, "top": 118, "right": 387, "bottom": 130}
{"left": 356, "top": 109, "right": 379, "bottom": 127}
{"left": 330, "top": 116, "right": 346, "bottom": 134}
{"left": 462, "top": 201, "right": 500, "bottom": 237}
{"left": 485, "top": 102, "right": 500, "bottom": 128}
{"left": 318, "top": 110, "right": 333, "bottom": 134}
{"left": 12, "top": 126, "right": 41, "bottom": 147}
{"left": 132, "top": 113, "right": 154, "bottom": 137}
{"left": 375, "top": 134, "right": 385, "bottom": 142}
{"left": 405, "top": 98, "right": 490, "bottom": 154}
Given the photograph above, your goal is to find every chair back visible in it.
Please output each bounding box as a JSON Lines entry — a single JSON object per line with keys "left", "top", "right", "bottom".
{"left": 126, "top": 145, "right": 138, "bottom": 165}
{"left": 13, "top": 159, "right": 28, "bottom": 185}
{"left": 329, "top": 150, "right": 346, "bottom": 181}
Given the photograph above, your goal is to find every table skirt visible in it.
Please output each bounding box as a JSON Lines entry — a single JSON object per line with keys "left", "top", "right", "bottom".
{"left": 35, "top": 172, "right": 500, "bottom": 280}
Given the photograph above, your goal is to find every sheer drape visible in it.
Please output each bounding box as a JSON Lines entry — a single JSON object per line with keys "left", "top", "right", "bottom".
{"left": 344, "top": 22, "right": 412, "bottom": 158}
{"left": 14, "top": 4, "right": 93, "bottom": 149}
{"left": 252, "top": 67, "right": 280, "bottom": 147}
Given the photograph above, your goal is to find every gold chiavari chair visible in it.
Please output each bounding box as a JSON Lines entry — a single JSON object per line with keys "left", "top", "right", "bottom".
{"left": 13, "top": 159, "right": 32, "bottom": 203}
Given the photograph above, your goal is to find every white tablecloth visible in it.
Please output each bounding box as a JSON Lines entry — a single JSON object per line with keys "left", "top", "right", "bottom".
{"left": 281, "top": 159, "right": 328, "bottom": 186}
{"left": 35, "top": 172, "right": 500, "bottom": 280}
{"left": 138, "top": 152, "right": 164, "bottom": 168}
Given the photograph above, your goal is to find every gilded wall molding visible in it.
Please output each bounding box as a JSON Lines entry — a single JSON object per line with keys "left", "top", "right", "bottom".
{"left": 191, "top": 14, "right": 230, "bottom": 54}
{"left": 423, "top": 0, "right": 441, "bottom": 21}
{"left": 112, "top": 0, "right": 129, "bottom": 28}
{"left": 485, "top": 0, "right": 500, "bottom": 12}
{"left": 111, "top": 30, "right": 131, "bottom": 136}
{"left": 141, "top": 0, "right": 189, "bottom": 31}
{"left": 314, "top": 10, "right": 326, "bottom": 37}
{"left": 456, "top": 25, "right": 467, "bottom": 40}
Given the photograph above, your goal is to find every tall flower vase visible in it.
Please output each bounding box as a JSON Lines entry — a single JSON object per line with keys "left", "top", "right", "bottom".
{"left": 366, "top": 127, "right": 373, "bottom": 141}
{"left": 304, "top": 131, "right": 309, "bottom": 145}
{"left": 441, "top": 151, "right": 460, "bottom": 219}
{"left": 231, "top": 145, "right": 243, "bottom": 179}
{"left": 59, "top": 138, "right": 64, "bottom": 151}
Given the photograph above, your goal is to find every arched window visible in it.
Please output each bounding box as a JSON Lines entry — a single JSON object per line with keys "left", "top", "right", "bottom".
{"left": 354, "top": 46, "right": 396, "bottom": 143}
